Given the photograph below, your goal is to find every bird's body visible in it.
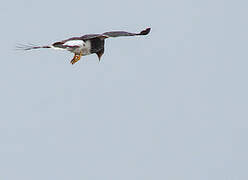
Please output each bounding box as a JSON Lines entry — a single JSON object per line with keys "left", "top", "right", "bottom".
{"left": 18, "top": 28, "right": 151, "bottom": 65}
{"left": 60, "top": 39, "right": 92, "bottom": 55}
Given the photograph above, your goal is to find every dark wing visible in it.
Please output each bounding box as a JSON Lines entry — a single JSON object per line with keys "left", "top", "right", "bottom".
{"left": 79, "top": 28, "right": 151, "bottom": 40}
{"left": 103, "top": 28, "right": 151, "bottom": 38}
{"left": 80, "top": 34, "right": 104, "bottom": 40}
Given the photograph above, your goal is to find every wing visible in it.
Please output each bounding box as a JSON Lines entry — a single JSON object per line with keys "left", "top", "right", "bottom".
{"left": 80, "top": 28, "right": 151, "bottom": 40}
{"left": 103, "top": 28, "right": 151, "bottom": 38}
{"left": 52, "top": 38, "right": 84, "bottom": 50}
{"left": 80, "top": 34, "right": 103, "bottom": 40}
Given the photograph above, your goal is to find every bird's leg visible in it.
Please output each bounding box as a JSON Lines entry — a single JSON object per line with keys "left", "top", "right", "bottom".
{"left": 70, "top": 54, "right": 81, "bottom": 65}
{"left": 70, "top": 52, "right": 83, "bottom": 65}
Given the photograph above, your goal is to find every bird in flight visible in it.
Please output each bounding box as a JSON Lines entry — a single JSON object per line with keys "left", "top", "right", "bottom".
{"left": 17, "top": 28, "right": 151, "bottom": 65}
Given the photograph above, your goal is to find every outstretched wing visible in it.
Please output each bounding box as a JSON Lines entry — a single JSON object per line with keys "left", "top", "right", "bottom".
{"left": 80, "top": 28, "right": 151, "bottom": 40}
{"left": 80, "top": 34, "right": 103, "bottom": 40}
{"left": 103, "top": 28, "right": 151, "bottom": 38}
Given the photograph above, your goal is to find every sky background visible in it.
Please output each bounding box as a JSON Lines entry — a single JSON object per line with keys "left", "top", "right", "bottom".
{"left": 0, "top": 0, "right": 248, "bottom": 179}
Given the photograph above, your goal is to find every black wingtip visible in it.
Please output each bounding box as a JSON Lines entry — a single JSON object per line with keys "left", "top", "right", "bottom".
{"left": 139, "top": 28, "right": 151, "bottom": 35}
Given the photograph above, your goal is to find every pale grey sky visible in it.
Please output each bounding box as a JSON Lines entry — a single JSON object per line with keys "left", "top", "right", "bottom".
{"left": 0, "top": 0, "right": 248, "bottom": 179}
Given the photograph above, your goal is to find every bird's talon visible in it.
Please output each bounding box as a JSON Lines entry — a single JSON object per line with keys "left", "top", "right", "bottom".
{"left": 70, "top": 55, "right": 80, "bottom": 65}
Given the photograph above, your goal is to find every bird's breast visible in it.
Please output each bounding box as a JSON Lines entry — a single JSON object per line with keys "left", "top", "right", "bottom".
{"left": 80, "top": 40, "right": 91, "bottom": 55}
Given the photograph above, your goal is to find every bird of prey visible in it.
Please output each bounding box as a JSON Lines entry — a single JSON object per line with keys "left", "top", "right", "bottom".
{"left": 18, "top": 28, "right": 151, "bottom": 65}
